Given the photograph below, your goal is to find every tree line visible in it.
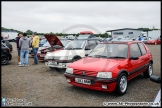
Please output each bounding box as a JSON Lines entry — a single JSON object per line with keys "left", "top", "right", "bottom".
{"left": 1, "top": 27, "right": 160, "bottom": 38}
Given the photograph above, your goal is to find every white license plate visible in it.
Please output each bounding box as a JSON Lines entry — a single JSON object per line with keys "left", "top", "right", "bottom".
{"left": 48, "top": 61, "right": 57, "bottom": 65}
{"left": 40, "top": 54, "right": 45, "bottom": 57}
{"left": 75, "top": 78, "right": 91, "bottom": 85}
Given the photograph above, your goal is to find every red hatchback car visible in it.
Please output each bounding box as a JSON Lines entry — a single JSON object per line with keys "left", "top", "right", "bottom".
{"left": 64, "top": 41, "right": 153, "bottom": 95}
{"left": 147, "top": 38, "right": 161, "bottom": 45}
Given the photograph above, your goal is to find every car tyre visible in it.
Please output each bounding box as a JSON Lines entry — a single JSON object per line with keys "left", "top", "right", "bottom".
{"left": 72, "top": 57, "right": 81, "bottom": 62}
{"left": 143, "top": 63, "right": 153, "bottom": 78}
{"left": 115, "top": 73, "right": 128, "bottom": 95}
{"left": 1, "top": 56, "right": 9, "bottom": 65}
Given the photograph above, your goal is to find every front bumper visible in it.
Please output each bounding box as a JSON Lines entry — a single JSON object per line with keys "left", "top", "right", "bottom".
{"left": 37, "top": 53, "right": 45, "bottom": 61}
{"left": 64, "top": 73, "right": 117, "bottom": 92}
{"left": 45, "top": 60, "right": 72, "bottom": 68}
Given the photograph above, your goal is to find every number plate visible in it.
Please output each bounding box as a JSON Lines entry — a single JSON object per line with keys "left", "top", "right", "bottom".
{"left": 48, "top": 61, "right": 57, "bottom": 65}
{"left": 75, "top": 78, "right": 91, "bottom": 85}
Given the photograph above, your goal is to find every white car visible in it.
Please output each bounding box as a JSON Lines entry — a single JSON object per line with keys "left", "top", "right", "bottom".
{"left": 44, "top": 39, "right": 101, "bottom": 68}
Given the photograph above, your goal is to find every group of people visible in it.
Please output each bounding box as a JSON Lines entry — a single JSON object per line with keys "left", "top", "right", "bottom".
{"left": 16, "top": 32, "right": 40, "bottom": 66}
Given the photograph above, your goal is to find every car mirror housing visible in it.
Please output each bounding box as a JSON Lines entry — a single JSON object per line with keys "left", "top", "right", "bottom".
{"left": 150, "top": 75, "right": 161, "bottom": 84}
{"left": 129, "top": 56, "right": 139, "bottom": 60}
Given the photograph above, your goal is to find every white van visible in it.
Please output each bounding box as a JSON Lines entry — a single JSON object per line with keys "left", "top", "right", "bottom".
{"left": 44, "top": 39, "right": 101, "bottom": 68}
{"left": 1, "top": 32, "right": 18, "bottom": 42}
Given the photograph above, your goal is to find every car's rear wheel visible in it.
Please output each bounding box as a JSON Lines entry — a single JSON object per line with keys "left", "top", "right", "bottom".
{"left": 143, "top": 63, "right": 153, "bottom": 78}
{"left": 115, "top": 73, "right": 128, "bottom": 95}
{"left": 1, "top": 56, "right": 9, "bottom": 65}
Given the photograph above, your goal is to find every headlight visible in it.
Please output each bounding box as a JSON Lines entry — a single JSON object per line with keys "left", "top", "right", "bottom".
{"left": 66, "top": 68, "right": 73, "bottom": 74}
{"left": 97, "top": 72, "right": 112, "bottom": 78}
{"left": 60, "top": 56, "right": 68, "bottom": 60}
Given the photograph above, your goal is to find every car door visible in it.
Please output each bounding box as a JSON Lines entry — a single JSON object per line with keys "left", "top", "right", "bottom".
{"left": 84, "top": 40, "right": 91, "bottom": 55}
{"left": 127, "top": 43, "right": 143, "bottom": 80}
{"left": 137, "top": 42, "right": 149, "bottom": 68}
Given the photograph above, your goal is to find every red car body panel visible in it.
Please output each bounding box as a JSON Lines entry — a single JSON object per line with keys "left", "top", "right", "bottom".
{"left": 65, "top": 41, "right": 153, "bottom": 92}
{"left": 80, "top": 31, "right": 93, "bottom": 34}
{"left": 147, "top": 39, "right": 161, "bottom": 45}
{"left": 44, "top": 34, "right": 64, "bottom": 47}
{"left": 37, "top": 34, "right": 64, "bottom": 61}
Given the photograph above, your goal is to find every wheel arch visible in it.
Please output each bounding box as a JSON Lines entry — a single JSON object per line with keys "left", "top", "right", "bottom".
{"left": 72, "top": 55, "right": 82, "bottom": 61}
{"left": 117, "top": 69, "right": 129, "bottom": 80}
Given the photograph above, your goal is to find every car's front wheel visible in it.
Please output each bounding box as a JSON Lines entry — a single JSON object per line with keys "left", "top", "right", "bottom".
{"left": 115, "top": 73, "right": 128, "bottom": 95}
{"left": 72, "top": 57, "right": 81, "bottom": 62}
{"left": 1, "top": 56, "right": 9, "bottom": 65}
{"left": 144, "top": 63, "right": 153, "bottom": 78}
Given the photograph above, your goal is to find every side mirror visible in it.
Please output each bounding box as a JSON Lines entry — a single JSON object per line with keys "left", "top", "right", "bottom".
{"left": 150, "top": 75, "right": 161, "bottom": 84}
{"left": 85, "top": 54, "right": 88, "bottom": 56}
{"left": 129, "top": 56, "right": 139, "bottom": 60}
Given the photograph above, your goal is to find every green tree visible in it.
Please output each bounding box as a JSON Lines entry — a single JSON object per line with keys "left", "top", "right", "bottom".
{"left": 26, "top": 29, "right": 33, "bottom": 34}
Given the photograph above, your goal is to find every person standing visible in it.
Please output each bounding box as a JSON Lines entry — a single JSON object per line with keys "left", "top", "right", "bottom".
{"left": 16, "top": 33, "right": 22, "bottom": 65}
{"left": 19, "top": 33, "right": 31, "bottom": 66}
{"left": 32, "top": 32, "right": 39, "bottom": 65}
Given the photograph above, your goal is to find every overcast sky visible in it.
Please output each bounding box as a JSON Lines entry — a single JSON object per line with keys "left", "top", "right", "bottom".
{"left": 2, "top": 1, "right": 161, "bottom": 34}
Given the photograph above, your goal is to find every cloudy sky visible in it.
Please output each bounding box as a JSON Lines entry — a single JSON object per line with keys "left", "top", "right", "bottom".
{"left": 2, "top": 1, "right": 161, "bottom": 34}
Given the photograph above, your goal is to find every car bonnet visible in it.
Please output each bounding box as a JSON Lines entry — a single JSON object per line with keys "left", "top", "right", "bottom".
{"left": 44, "top": 34, "right": 64, "bottom": 47}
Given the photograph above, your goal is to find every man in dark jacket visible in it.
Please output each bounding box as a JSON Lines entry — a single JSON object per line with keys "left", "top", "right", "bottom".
{"left": 16, "top": 33, "right": 22, "bottom": 65}
{"left": 19, "top": 33, "right": 31, "bottom": 66}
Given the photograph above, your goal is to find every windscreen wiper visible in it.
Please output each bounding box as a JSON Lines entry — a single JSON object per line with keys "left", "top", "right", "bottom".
{"left": 72, "top": 48, "right": 82, "bottom": 49}
{"left": 64, "top": 48, "right": 73, "bottom": 50}
{"left": 108, "top": 56, "right": 126, "bottom": 59}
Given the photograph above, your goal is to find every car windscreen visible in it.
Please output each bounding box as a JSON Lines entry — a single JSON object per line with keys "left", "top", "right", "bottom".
{"left": 43, "top": 41, "right": 50, "bottom": 47}
{"left": 77, "top": 34, "right": 91, "bottom": 39}
{"left": 60, "top": 40, "right": 70, "bottom": 46}
{"left": 40, "top": 39, "right": 47, "bottom": 44}
{"left": 64, "top": 40, "right": 86, "bottom": 50}
{"left": 88, "top": 43, "right": 128, "bottom": 58}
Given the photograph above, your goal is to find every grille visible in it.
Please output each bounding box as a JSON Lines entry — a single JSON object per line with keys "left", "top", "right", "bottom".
{"left": 74, "top": 69, "right": 97, "bottom": 77}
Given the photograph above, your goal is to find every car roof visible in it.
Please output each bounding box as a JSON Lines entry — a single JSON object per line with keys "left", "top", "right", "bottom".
{"left": 100, "top": 41, "right": 143, "bottom": 44}
{"left": 75, "top": 38, "right": 102, "bottom": 41}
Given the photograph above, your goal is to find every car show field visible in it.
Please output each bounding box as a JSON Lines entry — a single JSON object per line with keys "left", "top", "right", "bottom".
{"left": 1, "top": 42, "right": 161, "bottom": 106}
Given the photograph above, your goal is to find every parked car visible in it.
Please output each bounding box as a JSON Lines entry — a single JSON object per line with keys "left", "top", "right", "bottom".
{"left": 147, "top": 38, "right": 161, "bottom": 45}
{"left": 142, "top": 37, "right": 152, "bottom": 44}
{"left": 64, "top": 41, "right": 153, "bottom": 95}
{"left": 39, "top": 38, "right": 47, "bottom": 47}
{"left": 37, "top": 34, "right": 71, "bottom": 61}
{"left": 77, "top": 31, "right": 96, "bottom": 39}
{"left": 111, "top": 37, "right": 123, "bottom": 41}
{"left": 150, "top": 75, "right": 161, "bottom": 107}
{"left": 39, "top": 35, "right": 45, "bottom": 41}
{"left": 44, "top": 38, "right": 101, "bottom": 69}
{"left": 1, "top": 42, "right": 12, "bottom": 65}
{"left": 2, "top": 40, "right": 13, "bottom": 52}
{"left": 103, "top": 38, "right": 113, "bottom": 42}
